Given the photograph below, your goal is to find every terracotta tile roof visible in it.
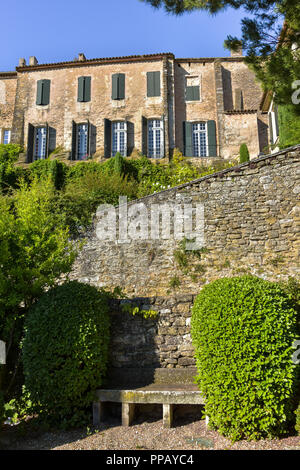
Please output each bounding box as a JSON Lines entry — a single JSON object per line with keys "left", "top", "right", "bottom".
{"left": 16, "top": 52, "right": 175, "bottom": 72}
{"left": 0, "top": 71, "right": 17, "bottom": 78}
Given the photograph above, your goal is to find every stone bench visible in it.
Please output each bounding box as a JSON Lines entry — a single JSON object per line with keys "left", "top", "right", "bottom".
{"left": 93, "top": 368, "right": 205, "bottom": 428}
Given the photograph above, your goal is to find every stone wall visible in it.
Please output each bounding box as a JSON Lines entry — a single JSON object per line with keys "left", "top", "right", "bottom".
{"left": 108, "top": 295, "right": 195, "bottom": 373}
{"left": 0, "top": 73, "right": 17, "bottom": 137}
{"left": 70, "top": 146, "right": 300, "bottom": 297}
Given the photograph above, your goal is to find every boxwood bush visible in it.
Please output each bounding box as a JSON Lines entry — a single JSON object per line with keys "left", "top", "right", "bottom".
{"left": 191, "top": 275, "right": 299, "bottom": 441}
{"left": 22, "top": 281, "right": 110, "bottom": 427}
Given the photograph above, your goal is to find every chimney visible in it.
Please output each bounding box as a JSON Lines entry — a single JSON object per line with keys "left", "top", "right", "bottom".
{"left": 78, "top": 53, "right": 86, "bottom": 62}
{"left": 18, "top": 58, "right": 26, "bottom": 67}
{"left": 230, "top": 42, "right": 243, "bottom": 57}
{"left": 29, "top": 56, "right": 38, "bottom": 66}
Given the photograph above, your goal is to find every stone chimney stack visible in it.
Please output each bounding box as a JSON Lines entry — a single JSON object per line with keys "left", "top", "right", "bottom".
{"left": 78, "top": 53, "right": 86, "bottom": 62}
{"left": 18, "top": 58, "right": 26, "bottom": 67}
{"left": 230, "top": 42, "right": 243, "bottom": 57}
{"left": 29, "top": 56, "right": 38, "bottom": 66}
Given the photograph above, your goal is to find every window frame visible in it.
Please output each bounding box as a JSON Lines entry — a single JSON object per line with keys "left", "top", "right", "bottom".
{"left": 185, "top": 75, "right": 201, "bottom": 102}
{"left": 33, "top": 126, "right": 48, "bottom": 160}
{"left": 147, "top": 118, "right": 164, "bottom": 159}
{"left": 76, "top": 122, "right": 89, "bottom": 160}
{"left": 191, "top": 121, "right": 208, "bottom": 157}
{"left": 111, "top": 120, "right": 127, "bottom": 157}
{"left": 1, "top": 129, "right": 11, "bottom": 145}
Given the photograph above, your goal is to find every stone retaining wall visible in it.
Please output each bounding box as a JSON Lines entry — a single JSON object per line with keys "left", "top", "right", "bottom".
{"left": 70, "top": 146, "right": 300, "bottom": 297}
{"left": 108, "top": 295, "right": 195, "bottom": 372}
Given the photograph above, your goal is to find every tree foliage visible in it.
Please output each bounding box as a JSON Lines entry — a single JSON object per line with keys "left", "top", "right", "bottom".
{"left": 0, "top": 179, "right": 80, "bottom": 395}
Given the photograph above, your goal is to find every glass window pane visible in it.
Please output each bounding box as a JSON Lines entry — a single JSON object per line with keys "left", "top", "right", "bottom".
{"left": 34, "top": 127, "right": 47, "bottom": 160}
{"left": 148, "top": 119, "right": 163, "bottom": 158}
{"left": 77, "top": 124, "right": 88, "bottom": 160}
{"left": 192, "top": 122, "right": 207, "bottom": 157}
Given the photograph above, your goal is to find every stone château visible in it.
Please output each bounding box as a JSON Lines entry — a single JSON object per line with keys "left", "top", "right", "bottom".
{"left": 0, "top": 47, "right": 269, "bottom": 162}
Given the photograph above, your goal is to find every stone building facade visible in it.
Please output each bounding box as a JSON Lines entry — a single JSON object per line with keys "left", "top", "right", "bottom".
{"left": 0, "top": 49, "right": 268, "bottom": 161}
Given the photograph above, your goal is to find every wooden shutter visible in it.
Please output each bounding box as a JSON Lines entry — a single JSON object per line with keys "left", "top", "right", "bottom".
{"left": 112, "top": 74, "right": 119, "bottom": 100}
{"left": 118, "top": 74, "right": 125, "bottom": 100}
{"left": 27, "top": 123, "right": 35, "bottom": 162}
{"left": 78, "top": 77, "right": 85, "bottom": 102}
{"left": 36, "top": 80, "right": 43, "bottom": 105}
{"left": 47, "top": 126, "right": 56, "bottom": 156}
{"left": 112, "top": 74, "right": 125, "bottom": 100}
{"left": 186, "top": 86, "right": 199, "bottom": 101}
{"left": 36, "top": 79, "right": 50, "bottom": 105}
{"left": 183, "top": 121, "right": 193, "bottom": 157}
{"left": 42, "top": 80, "right": 51, "bottom": 105}
{"left": 104, "top": 119, "right": 111, "bottom": 158}
{"left": 142, "top": 116, "right": 148, "bottom": 156}
{"left": 89, "top": 123, "right": 97, "bottom": 156}
{"left": 78, "top": 76, "right": 91, "bottom": 102}
{"left": 207, "top": 120, "right": 217, "bottom": 156}
{"left": 147, "top": 71, "right": 160, "bottom": 97}
{"left": 127, "top": 121, "right": 134, "bottom": 156}
{"left": 71, "top": 121, "right": 77, "bottom": 160}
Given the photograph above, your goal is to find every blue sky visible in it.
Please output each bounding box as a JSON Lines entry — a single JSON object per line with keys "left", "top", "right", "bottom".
{"left": 2, "top": 0, "right": 247, "bottom": 71}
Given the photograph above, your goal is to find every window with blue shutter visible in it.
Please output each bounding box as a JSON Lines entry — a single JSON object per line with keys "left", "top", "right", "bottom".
{"left": 36, "top": 79, "right": 51, "bottom": 105}
{"left": 78, "top": 76, "right": 91, "bottom": 102}
{"left": 147, "top": 71, "right": 161, "bottom": 97}
{"left": 112, "top": 73, "right": 125, "bottom": 100}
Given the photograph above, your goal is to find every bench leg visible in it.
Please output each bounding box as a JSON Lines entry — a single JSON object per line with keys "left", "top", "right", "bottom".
{"left": 163, "top": 403, "right": 174, "bottom": 428}
{"left": 93, "top": 401, "right": 106, "bottom": 426}
{"left": 122, "top": 402, "right": 135, "bottom": 427}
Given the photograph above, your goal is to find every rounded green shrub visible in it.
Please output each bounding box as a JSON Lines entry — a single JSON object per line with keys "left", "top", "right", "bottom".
{"left": 22, "top": 281, "right": 110, "bottom": 426}
{"left": 191, "top": 275, "right": 299, "bottom": 441}
{"left": 239, "top": 143, "right": 250, "bottom": 163}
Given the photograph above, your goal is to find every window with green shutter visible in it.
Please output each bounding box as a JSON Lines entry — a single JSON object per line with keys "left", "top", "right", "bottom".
{"left": 36, "top": 79, "right": 51, "bottom": 105}
{"left": 112, "top": 73, "right": 125, "bottom": 100}
{"left": 147, "top": 71, "right": 161, "bottom": 97}
{"left": 186, "top": 86, "right": 200, "bottom": 101}
{"left": 183, "top": 121, "right": 193, "bottom": 157}
{"left": 207, "top": 120, "right": 217, "bottom": 157}
{"left": 78, "top": 76, "right": 91, "bottom": 102}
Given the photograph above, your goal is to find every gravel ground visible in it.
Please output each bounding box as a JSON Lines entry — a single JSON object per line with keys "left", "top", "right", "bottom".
{"left": 1, "top": 416, "right": 300, "bottom": 451}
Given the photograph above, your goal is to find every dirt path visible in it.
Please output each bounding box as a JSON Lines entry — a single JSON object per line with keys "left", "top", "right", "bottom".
{"left": 1, "top": 416, "right": 299, "bottom": 450}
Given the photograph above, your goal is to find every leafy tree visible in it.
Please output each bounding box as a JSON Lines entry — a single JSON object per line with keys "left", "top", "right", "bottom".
{"left": 140, "top": 1, "right": 300, "bottom": 110}
{"left": 0, "top": 179, "right": 80, "bottom": 395}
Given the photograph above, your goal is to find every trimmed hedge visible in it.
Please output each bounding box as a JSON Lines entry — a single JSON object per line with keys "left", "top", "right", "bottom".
{"left": 191, "top": 276, "right": 299, "bottom": 441}
{"left": 22, "top": 281, "right": 110, "bottom": 426}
